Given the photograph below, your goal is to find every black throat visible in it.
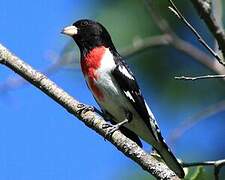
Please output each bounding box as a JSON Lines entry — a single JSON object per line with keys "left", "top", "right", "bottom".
{"left": 73, "top": 33, "right": 117, "bottom": 59}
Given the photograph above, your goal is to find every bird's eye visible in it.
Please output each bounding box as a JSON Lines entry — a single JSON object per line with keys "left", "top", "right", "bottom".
{"left": 81, "top": 21, "right": 88, "bottom": 26}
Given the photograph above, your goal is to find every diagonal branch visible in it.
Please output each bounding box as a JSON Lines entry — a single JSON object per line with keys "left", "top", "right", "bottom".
{"left": 191, "top": 0, "right": 225, "bottom": 60}
{"left": 168, "top": 0, "right": 225, "bottom": 66}
{"left": 143, "top": 0, "right": 225, "bottom": 77}
{"left": 0, "top": 60, "right": 62, "bottom": 93}
{"left": 121, "top": 34, "right": 171, "bottom": 58}
{"left": 0, "top": 44, "right": 181, "bottom": 180}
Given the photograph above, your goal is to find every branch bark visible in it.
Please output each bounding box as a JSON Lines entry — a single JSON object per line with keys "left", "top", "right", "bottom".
{"left": 144, "top": 0, "right": 225, "bottom": 77}
{"left": 191, "top": 0, "right": 225, "bottom": 59}
{"left": 182, "top": 159, "right": 225, "bottom": 180}
{"left": 0, "top": 44, "right": 181, "bottom": 180}
{"left": 168, "top": 0, "right": 225, "bottom": 66}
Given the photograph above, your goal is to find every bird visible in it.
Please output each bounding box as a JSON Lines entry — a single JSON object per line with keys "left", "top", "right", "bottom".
{"left": 61, "top": 19, "right": 185, "bottom": 178}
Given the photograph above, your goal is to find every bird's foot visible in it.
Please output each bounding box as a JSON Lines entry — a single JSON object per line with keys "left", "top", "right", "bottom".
{"left": 77, "top": 104, "right": 94, "bottom": 114}
{"left": 102, "top": 122, "right": 113, "bottom": 129}
{"left": 151, "top": 148, "right": 162, "bottom": 161}
{"left": 102, "top": 123, "right": 120, "bottom": 136}
{"left": 102, "top": 119, "right": 129, "bottom": 137}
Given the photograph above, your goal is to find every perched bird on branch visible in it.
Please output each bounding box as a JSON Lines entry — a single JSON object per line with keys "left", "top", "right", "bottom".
{"left": 62, "top": 19, "right": 184, "bottom": 178}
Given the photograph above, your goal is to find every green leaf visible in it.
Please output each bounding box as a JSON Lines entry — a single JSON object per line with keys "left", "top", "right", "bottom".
{"left": 189, "top": 166, "right": 207, "bottom": 180}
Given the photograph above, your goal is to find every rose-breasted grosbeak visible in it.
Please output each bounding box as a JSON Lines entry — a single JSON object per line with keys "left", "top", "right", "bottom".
{"left": 62, "top": 19, "right": 184, "bottom": 178}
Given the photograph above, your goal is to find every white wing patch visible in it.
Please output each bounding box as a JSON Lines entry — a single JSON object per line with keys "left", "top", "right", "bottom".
{"left": 94, "top": 48, "right": 119, "bottom": 97}
{"left": 118, "top": 65, "right": 134, "bottom": 80}
{"left": 124, "top": 91, "right": 135, "bottom": 102}
{"left": 144, "top": 100, "right": 156, "bottom": 120}
{"left": 99, "top": 48, "right": 116, "bottom": 71}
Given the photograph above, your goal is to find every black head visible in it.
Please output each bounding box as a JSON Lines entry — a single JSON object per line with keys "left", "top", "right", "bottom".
{"left": 62, "top": 19, "right": 116, "bottom": 55}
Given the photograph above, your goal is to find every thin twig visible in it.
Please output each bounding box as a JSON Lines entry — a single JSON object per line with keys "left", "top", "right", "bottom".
{"left": 182, "top": 159, "right": 225, "bottom": 180}
{"left": 175, "top": 74, "right": 225, "bottom": 81}
{"left": 182, "top": 160, "right": 216, "bottom": 167}
{"left": 191, "top": 0, "right": 225, "bottom": 60}
{"left": 214, "top": 159, "right": 225, "bottom": 180}
{"left": 170, "top": 39, "right": 225, "bottom": 76}
{"left": 0, "top": 43, "right": 180, "bottom": 180}
{"left": 143, "top": 0, "right": 225, "bottom": 77}
{"left": 168, "top": 0, "right": 225, "bottom": 66}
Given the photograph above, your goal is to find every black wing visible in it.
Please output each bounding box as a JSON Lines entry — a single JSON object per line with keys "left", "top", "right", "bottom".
{"left": 112, "top": 58, "right": 160, "bottom": 141}
{"left": 112, "top": 57, "right": 184, "bottom": 177}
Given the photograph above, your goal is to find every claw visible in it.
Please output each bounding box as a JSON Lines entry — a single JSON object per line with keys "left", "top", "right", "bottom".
{"left": 102, "top": 123, "right": 112, "bottom": 129}
{"left": 102, "top": 112, "right": 132, "bottom": 139}
{"left": 106, "top": 124, "right": 120, "bottom": 136}
{"left": 102, "top": 123, "right": 120, "bottom": 137}
{"left": 103, "top": 119, "right": 129, "bottom": 137}
{"left": 102, "top": 123, "right": 118, "bottom": 138}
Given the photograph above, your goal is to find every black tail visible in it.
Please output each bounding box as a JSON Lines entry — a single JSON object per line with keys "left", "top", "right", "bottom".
{"left": 154, "top": 141, "right": 185, "bottom": 178}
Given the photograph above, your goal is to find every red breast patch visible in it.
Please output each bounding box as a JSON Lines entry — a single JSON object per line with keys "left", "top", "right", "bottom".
{"left": 81, "top": 46, "right": 106, "bottom": 101}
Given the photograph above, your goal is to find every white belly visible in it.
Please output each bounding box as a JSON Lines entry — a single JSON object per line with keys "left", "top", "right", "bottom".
{"left": 84, "top": 48, "right": 157, "bottom": 145}
{"left": 87, "top": 71, "right": 155, "bottom": 145}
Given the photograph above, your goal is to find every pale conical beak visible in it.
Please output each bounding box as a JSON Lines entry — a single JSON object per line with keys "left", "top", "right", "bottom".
{"left": 61, "top": 25, "right": 78, "bottom": 36}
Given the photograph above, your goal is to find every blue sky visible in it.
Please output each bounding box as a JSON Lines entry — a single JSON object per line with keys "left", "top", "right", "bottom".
{"left": 0, "top": 0, "right": 225, "bottom": 179}
{"left": 0, "top": 1, "right": 123, "bottom": 179}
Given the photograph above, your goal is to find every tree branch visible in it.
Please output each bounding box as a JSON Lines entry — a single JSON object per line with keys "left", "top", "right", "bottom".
{"left": 121, "top": 34, "right": 171, "bottom": 58}
{"left": 2, "top": 0, "right": 225, "bottom": 93}
{"left": 143, "top": 0, "right": 225, "bottom": 77}
{"left": 0, "top": 44, "right": 181, "bottom": 180}
{"left": 182, "top": 159, "right": 225, "bottom": 180}
{"left": 174, "top": 74, "right": 225, "bottom": 81}
{"left": 168, "top": 0, "right": 225, "bottom": 66}
{"left": 191, "top": 0, "right": 225, "bottom": 60}
{"left": 0, "top": 60, "right": 62, "bottom": 93}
